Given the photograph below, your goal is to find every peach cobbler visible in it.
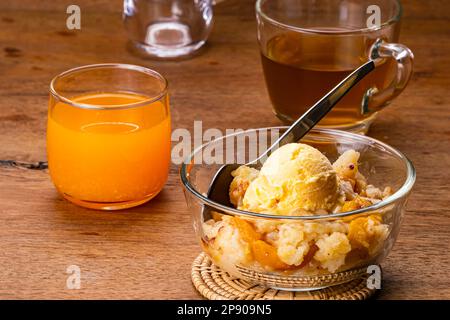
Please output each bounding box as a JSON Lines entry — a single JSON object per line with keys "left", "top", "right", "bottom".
{"left": 202, "top": 143, "right": 392, "bottom": 275}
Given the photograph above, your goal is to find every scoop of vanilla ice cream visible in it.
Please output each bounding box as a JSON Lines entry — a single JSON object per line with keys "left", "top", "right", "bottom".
{"left": 241, "top": 143, "right": 342, "bottom": 215}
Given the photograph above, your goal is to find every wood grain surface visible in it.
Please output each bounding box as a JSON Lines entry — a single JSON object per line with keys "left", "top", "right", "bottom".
{"left": 0, "top": 0, "right": 449, "bottom": 299}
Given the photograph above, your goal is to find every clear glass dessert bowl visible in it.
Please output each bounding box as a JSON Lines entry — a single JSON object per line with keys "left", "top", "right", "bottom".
{"left": 180, "top": 127, "right": 415, "bottom": 290}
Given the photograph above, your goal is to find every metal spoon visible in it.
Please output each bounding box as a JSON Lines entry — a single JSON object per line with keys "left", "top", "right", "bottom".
{"left": 203, "top": 60, "right": 376, "bottom": 218}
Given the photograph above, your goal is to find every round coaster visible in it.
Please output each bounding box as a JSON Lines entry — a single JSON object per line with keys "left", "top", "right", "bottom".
{"left": 191, "top": 253, "right": 378, "bottom": 300}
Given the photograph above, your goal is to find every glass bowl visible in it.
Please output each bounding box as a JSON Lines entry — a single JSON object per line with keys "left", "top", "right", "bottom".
{"left": 180, "top": 127, "right": 415, "bottom": 290}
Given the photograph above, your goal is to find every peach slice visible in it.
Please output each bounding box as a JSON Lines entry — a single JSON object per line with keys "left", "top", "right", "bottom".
{"left": 251, "top": 240, "right": 290, "bottom": 270}
{"left": 348, "top": 215, "right": 382, "bottom": 251}
{"left": 341, "top": 196, "right": 372, "bottom": 212}
{"left": 232, "top": 217, "right": 261, "bottom": 243}
{"left": 211, "top": 211, "right": 223, "bottom": 222}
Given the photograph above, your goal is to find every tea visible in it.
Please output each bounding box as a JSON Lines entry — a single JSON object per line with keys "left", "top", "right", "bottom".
{"left": 261, "top": 32, "right": 397, "bottom": 127}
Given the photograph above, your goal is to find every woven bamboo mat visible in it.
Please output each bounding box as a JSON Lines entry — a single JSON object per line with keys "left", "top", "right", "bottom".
{"left": 192, "top": 253, "right": 378, "bottom": 300}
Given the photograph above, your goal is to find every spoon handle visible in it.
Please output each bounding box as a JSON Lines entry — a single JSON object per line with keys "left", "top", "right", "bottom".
{"left": 261, "top": 60, "right": 376, "bottom": 159}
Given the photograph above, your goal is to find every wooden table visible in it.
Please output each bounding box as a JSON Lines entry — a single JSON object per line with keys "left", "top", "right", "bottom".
{"left": 0, "top": 0, "right": 449, "bottom": 299}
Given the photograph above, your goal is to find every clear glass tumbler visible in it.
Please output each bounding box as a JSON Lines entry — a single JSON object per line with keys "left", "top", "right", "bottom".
{"left": 47, "top": 64, "right": 171, "bottom": 210}
{"left": 123, "top": 0, "right": 214, "bottom": 59}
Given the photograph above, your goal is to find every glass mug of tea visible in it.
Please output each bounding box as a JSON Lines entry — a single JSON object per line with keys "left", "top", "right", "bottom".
{"left": 47, "top": 64, "right": 171, "bottom": 210}
{"left": 256, "top": 0, "right": 413, "bottom": 133}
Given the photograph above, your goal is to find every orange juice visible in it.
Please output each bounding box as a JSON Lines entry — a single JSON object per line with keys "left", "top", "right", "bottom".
{"left": 47, "top": 92, "right": 171, "bottom": 209}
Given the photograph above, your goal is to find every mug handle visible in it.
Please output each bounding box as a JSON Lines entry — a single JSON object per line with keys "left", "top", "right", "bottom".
{"left": 362, "top": 38, "right": 414, "bottom": 114}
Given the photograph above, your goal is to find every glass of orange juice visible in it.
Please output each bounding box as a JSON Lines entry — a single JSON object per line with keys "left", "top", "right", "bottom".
{"left": 47, "top": 64, "right": 171, "bottom": 210}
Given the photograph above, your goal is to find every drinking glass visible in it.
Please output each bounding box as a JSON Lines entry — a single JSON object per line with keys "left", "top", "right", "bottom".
{"left": 47, "top": 64, "right": 171, "bottom": 210}
{"left": 123, "top": 0, "right": 214, "bottom": 59}
{"left": 256, "top": 0, "right": 414, "bottom": 133}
